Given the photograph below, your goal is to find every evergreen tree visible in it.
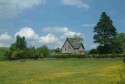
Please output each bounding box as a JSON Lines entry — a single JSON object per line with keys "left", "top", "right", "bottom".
{"left": 93, "top": 12, "right": 117, "bottom": 46}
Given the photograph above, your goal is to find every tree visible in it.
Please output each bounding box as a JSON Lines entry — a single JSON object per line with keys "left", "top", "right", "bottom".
{"left": 93, "top": 12, "right": 117, "bottom": 54}
{"left": 89, "top": 49, "right": 97, "bottom": 54}
{"left": 55, "top": 48, "right": 61, "bottom": 54}
{"left": 97, "top": 45, "right": 111, "bottom": 54}
{"left": 73, "top": 34, "right": 83, "bottom": 43}
{"left": 116, "top": 33, "right": 125, "bottom": 50}
{"left": 5, "top": 35, "right": 27, "bottom": 60}
{"left": 10, "top": 43, "right": 17, "bottom": 51}
{"left": 93, "top": 12, "right": 117, "bottom": 46}
{"left": 38, "top": 45, "right": 49, "bottom": 57}
{"left": 16, "top": 35, "right": 27, "bottom": 50}
{"left": 111, "top": 33, "right": 125, "bottom": 53}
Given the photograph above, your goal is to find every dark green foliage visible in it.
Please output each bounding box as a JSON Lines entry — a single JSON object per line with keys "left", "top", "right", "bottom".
{"left": 95, "top": 33, "right": 125, "bottom": 54}
{"left": 94, "top": 12, "right": 117, "bottom": 46}
{"left": 4, "top": 50, "right": 12, "bottom": 60}
{"left": 123, "top": 58, "right": 125, "bottom": 63}
{"left": 54, "top": 54, "right": 87, "bottom": 58}
{"left": 89, "top": 49, "right": 97, "bottom": 54}
{"left": 97, "top": 45, "right": 112, "bottom": 54}
{"left": 16, "top": 35, "right": 27, "bottom": 50}
{"left": 52, "top": 54, "right": 125, "bottom": 58}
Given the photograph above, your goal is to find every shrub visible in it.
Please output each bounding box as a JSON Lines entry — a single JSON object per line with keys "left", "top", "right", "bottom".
{"left": 53, "top": 54, "right": 87, "bottom": 58}
{"left": 37, "top": 45, "right": 50, "bottom": 57}
{"left": 4, "top": 50, "right": 12, "bottom": 60}
{"left": 52, "top": 54, "right": 125, "bottom": 59}
{"left": 89, "top": 49, "right": 97, "bottom": 54}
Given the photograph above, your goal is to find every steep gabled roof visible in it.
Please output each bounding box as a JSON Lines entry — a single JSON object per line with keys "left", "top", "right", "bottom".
{"left": 61, "top": 38, "right": 85, "bottom": 50}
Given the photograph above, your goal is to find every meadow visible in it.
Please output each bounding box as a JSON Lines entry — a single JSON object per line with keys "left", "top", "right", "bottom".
{"left": 0, "top": 58, "right": 125, "bottom": 84}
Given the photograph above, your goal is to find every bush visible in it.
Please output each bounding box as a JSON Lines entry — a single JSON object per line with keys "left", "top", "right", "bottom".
{"left": 4, "top": 50, "right": 12, "bottom": 60}
{"left": 89, "top": 49, "right": 97, "bottom": 54}
{"left": 37, "top": 45, "right": 50, "bottom": 57}
{"left": 53, "top": 54, "right": 87, "bottom": 58}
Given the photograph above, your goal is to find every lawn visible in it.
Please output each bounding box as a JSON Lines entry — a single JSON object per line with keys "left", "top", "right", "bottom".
{"left": 0, "top": 59, "right": 125, "bottom": 84}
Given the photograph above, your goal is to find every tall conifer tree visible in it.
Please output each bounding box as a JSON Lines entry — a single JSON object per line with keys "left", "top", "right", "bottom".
{"left": 93, "top": 12, "right": 117, "bottom": 46}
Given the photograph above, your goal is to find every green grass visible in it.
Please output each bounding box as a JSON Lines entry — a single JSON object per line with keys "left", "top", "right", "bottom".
{"left": 0, "top": 59, "right": 125, "bottom": 84}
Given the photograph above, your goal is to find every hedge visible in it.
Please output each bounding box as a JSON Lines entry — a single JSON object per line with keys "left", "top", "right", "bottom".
{"left": 49, "top": 54, "right": 125, "bottom": 58}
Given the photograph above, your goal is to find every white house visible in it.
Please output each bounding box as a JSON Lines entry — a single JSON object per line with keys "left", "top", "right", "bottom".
{"left": 61, "top": 38, "right": 85, "bottom": 54}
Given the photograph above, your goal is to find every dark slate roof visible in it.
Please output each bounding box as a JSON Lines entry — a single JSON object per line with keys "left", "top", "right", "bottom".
{"left": 67, "top": 38, "right": 84, "bottom": 49}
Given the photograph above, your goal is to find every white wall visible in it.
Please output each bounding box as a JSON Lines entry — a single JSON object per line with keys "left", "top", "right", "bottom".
{"left": 62, "top": 40, "right": 74, "bottom": 54}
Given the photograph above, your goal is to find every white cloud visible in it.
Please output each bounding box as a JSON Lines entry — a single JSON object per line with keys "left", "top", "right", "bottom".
{"left": 43, "top": 27, "right": 69, "bottom": 33}
{"left": 0, "top": 0, "right": 46, "bottom": 18}
{"left": 43, "top": 26, "right": 83, "bottom": 48}
{"left": 15, "top": 27, "right": 59, "bottom": 47}
{"left": 14, "top": 0, "right": 46, "bottom": 10}
{"left": 61, "top": 0, "right": 89, "bottom": 9}
{"left": 0, "top": 32, "right": 11, "bottom": 41}
{"left": 43, "top": 26, "right": 82, "bottom": 38}
{"left": 0, "top": 26, "right": 83, "bottom": 49}
{"left": 15, "top": 27, "right": 39, "bottom": 41}
{"left": 0, "top": 32, "right": 12, "bottom": 47}
{"left": 82, "top": 24, "right": 95, "bottom": 27}
{"left": 39, "top": 34, "right": 58, "bottom": 44}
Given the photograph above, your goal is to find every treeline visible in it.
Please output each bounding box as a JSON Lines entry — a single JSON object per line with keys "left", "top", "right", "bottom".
{"left": 3, "top": 12, "right": 125, "bottom": 60}
{"left": 5, "top": 35, "right": 50, "bottom": 60}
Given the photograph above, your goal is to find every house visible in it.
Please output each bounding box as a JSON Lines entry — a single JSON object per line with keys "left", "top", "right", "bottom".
{"left": 61, "top": 38, "right": 85, "bottom": 54}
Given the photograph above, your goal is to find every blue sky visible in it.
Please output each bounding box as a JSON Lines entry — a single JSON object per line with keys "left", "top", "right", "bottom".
{"left": 0, "top": 0, "right": 125, "bottom": 50}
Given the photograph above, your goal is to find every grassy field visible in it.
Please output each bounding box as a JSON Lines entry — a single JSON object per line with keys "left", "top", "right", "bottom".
{"left": 0, "top": 59, "right": 125, "bottom": 84}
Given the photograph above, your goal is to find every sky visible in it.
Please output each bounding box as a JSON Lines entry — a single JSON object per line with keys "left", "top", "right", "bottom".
{"left": 0, "top": 0, "right": 125, "bottom": 50}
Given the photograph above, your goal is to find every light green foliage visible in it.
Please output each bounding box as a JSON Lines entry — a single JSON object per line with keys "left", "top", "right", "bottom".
{"left": 54, "top": 48, "right": 61, "bottom": 54}
{"left": 38, "top": 45, "right": 49, "bottom": 57}
{"left": 10, "top": 43, "right": 17, "bottom": 51}
{"left": 73, "top": 34, "right": 83, "bottom": 43}
{"left": 0, "top": 59, "right": 125, "bottom": 84}
{"left": 5, "top": 35, "right": 27, "bottom": 60}
{"left": 111, "top": 33, "right": 125, "bottom": 53}
{"left": 27, "top": 47, "right": 40, "bottom": 59}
